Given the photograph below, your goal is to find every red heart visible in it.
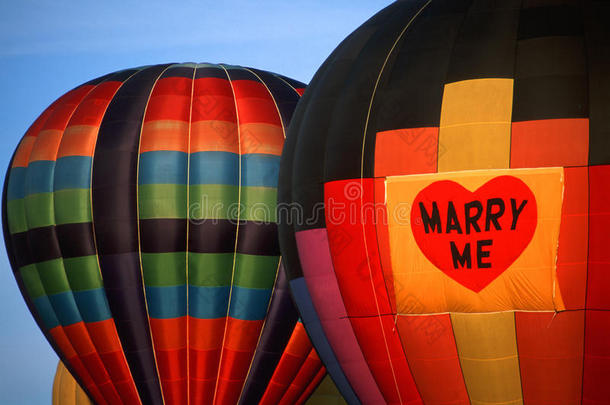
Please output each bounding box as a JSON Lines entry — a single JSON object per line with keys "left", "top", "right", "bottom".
{"left": 410, "top": 176, "right": 537, "bottom": 292}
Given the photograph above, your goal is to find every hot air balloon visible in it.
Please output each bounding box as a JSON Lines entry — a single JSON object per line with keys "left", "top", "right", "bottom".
{"left": 279, "top": 1, "right": 610, "bottom": 404}
{"left": 2, "top": 62, "right": 331, "bottom": 405}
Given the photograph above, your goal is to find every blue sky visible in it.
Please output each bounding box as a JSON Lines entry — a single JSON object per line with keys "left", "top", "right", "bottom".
{"left": 0, "top": 1, "right": 393, "bottom": 403}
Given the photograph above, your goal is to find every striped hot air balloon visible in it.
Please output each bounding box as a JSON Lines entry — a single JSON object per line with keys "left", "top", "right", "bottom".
{"left": 3, "top": 62, "right": 330, "bottom": 405}
{"left": 279, "top": 1, "right": 610, "bottom": 404}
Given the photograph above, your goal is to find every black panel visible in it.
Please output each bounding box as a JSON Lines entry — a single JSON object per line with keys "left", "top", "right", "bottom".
{"left": 585, "top": 1, "right": 610, "bottom": 165}
{"left": 236, "top": 221, "right": 280, "bottom": 256}
{"left": 10, "top": 231, "right": 33, "bottom": 267}
{"left": 446, "top": 7, "right": 519, "bottom": 82}
{"left": 518, "top": 4, "right": 583, "bottom": 40}
{"left": 139, "top": 218, "right": 187, "bottom": 253}
{"left": 275, "top": 74, "right": 307, "bottom": 90}
{"left": 188, "top": 220, "right": 238, "bottom": 254}
{"left": 515, "top": 36, "right": 586, "bottom": 79}
{"left": 161, "top": 65, "right": 195, "bottom": 79}
{"left": 512, "top": 74, "right": 588, "bottom": 121}
{"left": 27, "top": 226, "right": 62, "bottom": 263}
{"left": 195, "top": 66, "right": 229, "bottom": 79}
{"left": 92, "top": 64, "right": 168, "bottom": 405}
{"left": 56, "top": 222, "right": 97, "bottom": 259}
{"left": 223, "top": 66, "right": 257, "bottom": 81}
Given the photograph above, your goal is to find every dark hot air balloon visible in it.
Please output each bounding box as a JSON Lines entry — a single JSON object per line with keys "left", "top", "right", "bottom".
{"left": 279, "top": 1, "right": 610, "bottom": 404}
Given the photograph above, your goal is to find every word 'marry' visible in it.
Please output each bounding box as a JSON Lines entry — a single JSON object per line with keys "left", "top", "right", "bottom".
{"left": 418, "top": 198, "right": 529, "bottom": 269}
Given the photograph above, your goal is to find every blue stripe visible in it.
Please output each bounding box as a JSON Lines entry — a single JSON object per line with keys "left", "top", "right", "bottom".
{"left": 73, "top": 288, "right": 112, "bottom": 323}
{"left": 189, "top": 285, "right": 229, "bottom": 319}
{"left": 290, "top": 277, "right": 361, "bottom": 405}
{"left": 33, "top": 296, "right": 60, "bottom": 329}
{"left": 54, "top": 156, "right": 92, "bottom": 191}
{"left": 138, "top": 151, "right": 188, "bottom": 185}
{"left": 228, "top": 286, "right": 272, "bottom": 320}
{"left": 25, "top": 161, "right": 55, "bottom": 195}
{"left": 7, "top": 167, "right": 27, "bottom": 200}
{"left": 48, "top": 291, "right": 82, "bottom": 326}
{"left": 145, "top": 285, "right": 186, "bottom": 318}
{"left": 189, "top": 151, "right": 238, "bottom": 186}
{"left": 241, "top": 154, "right": 280, "bottom": 187}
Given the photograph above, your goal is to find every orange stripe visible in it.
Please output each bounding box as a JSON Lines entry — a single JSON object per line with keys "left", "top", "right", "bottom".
{"left": 63, "top": 322, "right": 97, "bottom": 355}
{"left": 222, "top": 318, "right": 263, "bottom": 351}
{"left": 12, "top": 136, "right": 36, "bottom": 168}
{"left": 28, "top": 129, "right": 63, "bottom": 162}
{"left": 139, "top": 120, "right": 190, "bottom": 153}
{"left": 57, "top": 125, "right": 99, "bottom": 158}
{"left": 190, "top": 121, "right": 238, "bottom": 153}
{"left": 239, "top": 122, "right": 284, "bottom": 155}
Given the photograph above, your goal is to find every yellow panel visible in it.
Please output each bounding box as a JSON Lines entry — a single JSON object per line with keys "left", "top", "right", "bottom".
{"left": 386, "top": 167, "right": 565, "bottom": 313}
{"left": 52, "top": 361, "right": 93, "bottom": 405}
{"left": 438, "top": 78, "right": 513, "bottom": 172}
{"left": 306, "top": 375, "right": 348, "bottom": 405}
{"left": 451, "top": 312, "right": 523, "bottom": 405}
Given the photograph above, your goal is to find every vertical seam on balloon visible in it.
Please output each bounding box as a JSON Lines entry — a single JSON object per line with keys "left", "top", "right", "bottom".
{"left": 358, "top": 1, "right": 432, "bottom": 402}
{"left": 212, "top": 63, "right": 242, "bottom": 405}
{"left": 135, "top": 64, "right": 175, "bottom": 405}
{"left": 87, "top": 68, "right": 144, "bottom": 405}
{"left": 185, "top": 63, "right": 197, "bottom": 405}
{"left": 22, "top": 85, "right": 116, "bottom": 404}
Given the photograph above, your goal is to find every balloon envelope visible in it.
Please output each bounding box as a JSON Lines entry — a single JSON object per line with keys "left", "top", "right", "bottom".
{"left": 279, "top": 1, "right": 610, "bottom": 404}
{"left": 3, "top": 62, "right": 326, "bottom": 405}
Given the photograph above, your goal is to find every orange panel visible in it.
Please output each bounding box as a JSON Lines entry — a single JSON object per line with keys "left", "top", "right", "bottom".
{"left": 510, "top": 119, "right": 589, "bottom": 168}
{"left": 57, "top": 126, "right": 99, "bottom": 158}
{"left": 239, "top": 123, "right": 284, "bottom": 155}
{"left": 28, "top": 129, "right": 62, "bottom": 162}
{"left": 139, "top": 120, "right": 189, "bottom": 153}
{"left": 12, "top": 136, "right": 36, "bottom": 168}
{"left": 63, "top": 322, "right": 97, "bottom": 355}
{"left": 396, "top": 314, "right": 469, "bottom": 405}
{"left": 190, "top": 121, "right": 238, "bottom": 154}
{"left": 85, "top": 319, "right": 123, "bottom": 354}
{"left": 516, "top": 311, "right": 584, "bottom": 404}
{"left": 374, "top": 127, "right": 439, "bottom": 177}
{"left": 222, "top": 318, "right": 263, "bottom": 351}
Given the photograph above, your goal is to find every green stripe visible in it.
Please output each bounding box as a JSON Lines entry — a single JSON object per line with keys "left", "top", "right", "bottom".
{"left": 139, "top": 184, "right": 187, "bottom": 219}
{"left": 6, "top": 199, "right": 27, "bottom": 233}
{"left": 189, "top": 184, "right": 238, "bottom": 220}
{"left": 24, "top": 193, "right": 55, "bottom": 229}
{"left": 233, "top": 254, "right": 279, "bottom": 289}
{"left": 64, "top": 255, "right": 103, "bottom": 291}
{"left": 142, "top": 252, "right": 186, "bottom": 286}
{"left": 36, "top": 259, "right": 70, "bottom": 296}
{"left": 188, "top": 253, "right": 233, "bottom": 287}
{"left": 240, "top": 187, "right": 277, "bottom": 222}
{"left": 54, "top": 189, "right": 92, "bottom": 224}
{"left": 20, "top": 264, "right": 45, "bottom": 299}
